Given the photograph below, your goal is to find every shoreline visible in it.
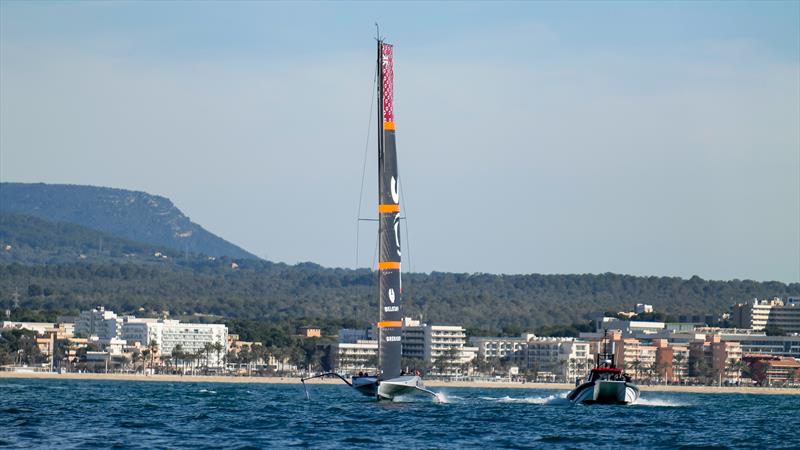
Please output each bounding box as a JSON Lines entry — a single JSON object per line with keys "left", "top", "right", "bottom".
{"left": 2, "top": 372, "right": 798, "bottom": 395}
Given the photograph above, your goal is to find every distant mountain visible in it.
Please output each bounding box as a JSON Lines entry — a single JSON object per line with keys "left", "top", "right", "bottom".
{"left": 0, "top": 213, "right": 187, "bottom": 265}
{"left": 0, "top": 183, "right": 258, "bottom": 259}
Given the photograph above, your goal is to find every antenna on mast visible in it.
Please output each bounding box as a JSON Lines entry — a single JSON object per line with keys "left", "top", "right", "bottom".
{"left": 375, "top": 22, "right": 380, "bottom": 41}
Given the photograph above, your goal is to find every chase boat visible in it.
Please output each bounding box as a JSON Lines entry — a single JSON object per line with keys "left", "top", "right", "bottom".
{"left": 567, "top": 333, "right": 640, "bottom": 405}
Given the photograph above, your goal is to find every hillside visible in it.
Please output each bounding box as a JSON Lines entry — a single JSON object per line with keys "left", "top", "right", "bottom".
{"left": 0, "top": 182, "right": 258, "bottom": 259}
{"left": 1, "top": 259, "right": 797, "bottom": 332}
{"left": 0, "top": 213, "right": 186, "bottom": 265}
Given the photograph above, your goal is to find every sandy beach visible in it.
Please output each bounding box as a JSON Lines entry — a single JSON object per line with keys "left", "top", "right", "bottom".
{"left": 2, "top": 371, "right": 798, "bottom": 395}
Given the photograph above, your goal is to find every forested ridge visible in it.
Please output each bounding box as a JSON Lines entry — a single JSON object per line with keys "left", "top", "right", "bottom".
{"left": 2, "top": 186, "right": 797, "bottom": 332}
{"left": 0, "top": 213, "right": 184, "bottom": 265}
{"left": 0, "top": 183, "right": 257, "bottom": 259}
{"left": 2, "top": 259, "right": 797, "bottom": 332}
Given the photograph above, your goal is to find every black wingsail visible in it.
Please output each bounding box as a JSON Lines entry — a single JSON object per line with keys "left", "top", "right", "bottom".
{"left": 377, "top": 40, "right": 402, "bottom": 380}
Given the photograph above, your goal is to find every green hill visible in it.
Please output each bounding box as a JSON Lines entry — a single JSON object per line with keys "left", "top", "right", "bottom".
{"left": 0, "top": 213, "right": 185, "bottom": 265}
{"left": 0, "top": 182, "right": 257, "bottom": 259}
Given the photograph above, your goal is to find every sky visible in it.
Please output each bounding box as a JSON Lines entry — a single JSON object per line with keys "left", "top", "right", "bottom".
{"left": 1, "top": 1, "right": 798, "bottom": 283}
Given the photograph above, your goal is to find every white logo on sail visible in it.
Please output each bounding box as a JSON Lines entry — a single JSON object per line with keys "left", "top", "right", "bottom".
{"left": 393, "top": 216, "right": 401, "bottom": 256}
{"left": 388, "top": 288, "right": 396, "bottom": 303}
{"left": 390, "top": 176, "right": 399, "bottom": 203}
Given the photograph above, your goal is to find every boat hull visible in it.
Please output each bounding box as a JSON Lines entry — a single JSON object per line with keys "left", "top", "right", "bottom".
{"left": 567, "top": 380, "right": 640, "bottom": 405}
{"left": 351, "top": 375, "right": 436, "bottom": 401}
{"left": 352, "top": 376, "right": 380, "bottom": 397}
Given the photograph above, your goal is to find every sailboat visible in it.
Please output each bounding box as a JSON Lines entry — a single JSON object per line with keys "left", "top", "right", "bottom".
{"left": 301, "top": 37, "right": 436, "bottom": 401}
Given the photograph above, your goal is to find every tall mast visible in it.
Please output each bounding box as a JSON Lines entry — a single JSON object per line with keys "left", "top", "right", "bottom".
{"left": 376, "top": 38, "right": 402, "bottom": 380}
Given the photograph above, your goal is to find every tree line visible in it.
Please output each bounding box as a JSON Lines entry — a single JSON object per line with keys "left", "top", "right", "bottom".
{"left": 2, "top": 259, "right": 797, "bottom": 334}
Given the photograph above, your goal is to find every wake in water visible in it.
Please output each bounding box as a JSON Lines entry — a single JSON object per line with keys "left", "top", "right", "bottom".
{"left": 392, "top": 392, "right": 456, "bottom": 403}
{"left": 432, "top": 392, "right": 463, "bottom": 404}
{"left": 480, "top": 392, "right": 571, "bottom": 405}
{"left": 631, "top": 396, "right": 689, "bottom": 407}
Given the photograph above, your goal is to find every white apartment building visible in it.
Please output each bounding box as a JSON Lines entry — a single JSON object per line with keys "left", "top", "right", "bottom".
{"left": 77, "top": 308, "right": 228, "bottom": 367}
{"left": 121, "top": 317, "right": 163, "bottom": 347}
{"left": 153, "top": 321, "right": 227, "bottom": 367}
{"left": 470, "top": 334, "right": 534, "bottom": 364}
{"left": 400, "top": 318, "right": 477, "bottom": 370}
{"left": 526, "top": 337, "right": 592, "bottom": 382}
{"left": 331, "top": 340, "right": 378, "bottom": 372}
{"left": 733, "top": 297, "right": 800, "bottom": 333}
{"left": 75, "top": 307, "right": 122, "bottom": 341}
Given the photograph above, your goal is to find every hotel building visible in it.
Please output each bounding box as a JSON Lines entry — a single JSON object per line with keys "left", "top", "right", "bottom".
{"left": 732, "top": 297, "right": 800, "bottom": 333}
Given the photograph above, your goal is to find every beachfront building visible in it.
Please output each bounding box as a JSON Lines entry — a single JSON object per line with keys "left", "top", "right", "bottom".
{"left": 469, "top": 334, "right": 533, "bottom": 365}
{"left": 525, "top": 337, "right": 592, "bottom": 382}
{"left": 652, "top": 339, "right": 690, "bottom": 382}
{"left": 697, "top": 329, "right": 800, "bottom": 359}
{"left": 121, "top": 317, "right": 162, "bottom": 347}
{"left": 75, "top": 307, "right": 122, "bottom": 341}
{"left": 689, "top": 334, "right": 743, "bottom": 383}
{"left": 468, "top": 333, "right": 592, "bottom": 381}
{"left": 749, "top": 356, "right": 800, "bottom": 386}
{"left": 158, "top": 322, "right": 228, "bottom": 367}
{"left": 329, "top": 340, "right": 379, "bottom": 372}
{"left": 401, "top": 318, "right": 475, "bottom": 365}
{"left": 73, "top": 308, "right": 229, "bottom": 367}
{"left": 732, "top": 297, "right": 800, "bottom": 333}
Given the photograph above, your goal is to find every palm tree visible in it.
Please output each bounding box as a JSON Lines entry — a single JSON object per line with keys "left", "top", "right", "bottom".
{"left": 628, "top": 359, "right": 643, "bottom": 381}
{"left": 147, "top": 340, "right": 159, "bottom": 374}
{"left": 203, "top": 343, "right": 214, "bottom": 373}
{"left": 172, "top": 344, "right": 184, "bottom": 373}
{"left": 725, "top": 359, "right": 746, "bottom": 384}
{"left": 212, "top": 342, "right": 224, "bottom": 370}
{"left": 195, "top": 349, "right": 205, "bottom": 375}
{"left": 131, "top": 350, "right": 144, "bottom": 374}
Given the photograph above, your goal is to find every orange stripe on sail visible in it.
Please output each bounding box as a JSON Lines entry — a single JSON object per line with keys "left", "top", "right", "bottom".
{"left": 378, "top": 321, "right": 402, "bottom": 328}
{"left": 378, "top": 262, "right": 400, "bottom": 270}
{"left": 383, "top": 121, "right": 395, "bottom": 130}
{"left": 378, "top": 204, "right": 400, "bottom": 213}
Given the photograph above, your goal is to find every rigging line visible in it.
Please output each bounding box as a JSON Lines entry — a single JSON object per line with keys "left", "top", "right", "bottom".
{"left": 398, "top": 176, "right": 413, "bottom": 274}
{"left": 355, "top": 64, "right": 378, "bottom": 269}
{"left": 371, "top": 226, "right": 380, "bottom": 274}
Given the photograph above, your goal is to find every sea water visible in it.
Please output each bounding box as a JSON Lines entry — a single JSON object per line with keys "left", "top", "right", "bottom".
{"left": 1, "top": 379, "right": 798, "bottom": 449}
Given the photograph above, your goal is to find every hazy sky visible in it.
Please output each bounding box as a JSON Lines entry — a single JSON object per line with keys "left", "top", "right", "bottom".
{"left": 1, "top": 1, "right": 798, "bottom": 282}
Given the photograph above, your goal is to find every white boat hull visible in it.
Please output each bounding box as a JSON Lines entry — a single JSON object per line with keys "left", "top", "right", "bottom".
{"left": 351, "top": 375, "right": 436, "bottom": 401}
{"left": 377, "top": 376, "right": 435, "bottom": 400}
{"left": 568, "top": 380, "right": 640, "bottom": 405}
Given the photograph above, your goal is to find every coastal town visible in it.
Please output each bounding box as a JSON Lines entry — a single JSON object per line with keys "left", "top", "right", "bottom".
{"left": 2, "top": 297, "right": 799, "bottom": 388}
